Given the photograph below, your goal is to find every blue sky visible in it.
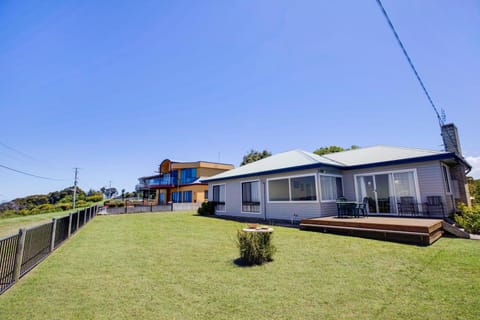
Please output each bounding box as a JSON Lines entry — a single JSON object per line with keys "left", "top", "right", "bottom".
{"left": 1, "top": 0, "right": 479, "bottom": 201}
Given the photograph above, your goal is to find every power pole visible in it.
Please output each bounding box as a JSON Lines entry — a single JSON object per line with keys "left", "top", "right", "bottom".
{"left": 73, "top": 168, "right": 79, "bottom": 209}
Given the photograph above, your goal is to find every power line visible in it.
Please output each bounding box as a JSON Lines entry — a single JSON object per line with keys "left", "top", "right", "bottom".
{"left": 0, "top": 163, "right": 67, "bottom": 181}
{"left": 0, "top": 141, "right": 38, "bottom": 161}
{"left": 375, "top": 0, "right": 443, "bottom": 126}
{"left": 374, "top": 0, "right": 462, "bottom": 155}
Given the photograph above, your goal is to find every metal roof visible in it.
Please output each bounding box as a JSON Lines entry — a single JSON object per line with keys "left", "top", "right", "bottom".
{"left": 202, "top": 145, "right": 457, "bottom": 182}
{"left": 202, "top": 149, "right": 343, "bottom": 182}
{"left": 322, "top": 145, "right": 448, "bottom": 167}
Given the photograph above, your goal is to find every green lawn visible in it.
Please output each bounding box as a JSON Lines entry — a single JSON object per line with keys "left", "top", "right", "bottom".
{"left": 1, "top": 212, "right": 479, "bottom": 320}
{"left": 0, "top": 210, "right": 76, "bottom": 239}
{"left": 0, "top": 204, "right": 101, "bottom": 239}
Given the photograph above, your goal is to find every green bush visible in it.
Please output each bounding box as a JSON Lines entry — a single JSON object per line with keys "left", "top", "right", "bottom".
{"left": 455, "top": 204, "right": 480, "bottom": 234}
{"left": 86, "top": 194, "right": 103, "bottom": 202}
{"left": 197, "top": 201, "right": 215, "bottom": 216}
{"left": 105, "top": 200, "right": 124, "bottom": 208}
{"left": 75, "top": 200, "right": 88, "bottom": 208}
{"left": 236, "top": 229, "right": 276, "bottom": 265}
{"left": 57, "top": 203, "right": 73, "bottom": 211}
{"left": 37, "top": 204, "right": 56, "bottom": 213}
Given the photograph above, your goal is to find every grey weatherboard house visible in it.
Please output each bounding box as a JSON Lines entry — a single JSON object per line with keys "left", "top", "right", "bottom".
{"left": 203, "top": 124, "right": 471, "bottom": 222}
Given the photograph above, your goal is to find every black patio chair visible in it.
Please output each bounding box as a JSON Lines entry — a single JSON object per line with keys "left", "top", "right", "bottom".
{"left": 425, "top": 196, "right": 445, "bottom": 217}
{"left": 397, "top": 196, "right": 417, "bottom": 216}
{"left": 355, "top": 197, "right": 369, "bottom": 217}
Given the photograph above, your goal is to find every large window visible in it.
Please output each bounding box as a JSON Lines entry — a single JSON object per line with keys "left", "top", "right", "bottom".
{"left": 320, "top": 175, "right": 343, "bottom": 201}
{"left": 268, "top": 175, "right": 317, "bottom": 202}
{"left": 172, "top": 191, "right": 182, "bottom": 203}
{"left": 181, "top": 168, "right": 197, "bottom": 184}
{"left": 242, "top": 181, "right": 260, "bottom": 213}
{"left": 268, "top": 179, "right": 289, "bottom": 201}
{"left": 291, "top": 176, "right": 317, "bottom": 201}
{"left": 442, "top": 164, "right": 452, "bottom": 194}
{"left": 183, "top": 190, "right": 192, "bottom": 202}
{"left": 212, "top": 184, "right": 226, "bottom": 212}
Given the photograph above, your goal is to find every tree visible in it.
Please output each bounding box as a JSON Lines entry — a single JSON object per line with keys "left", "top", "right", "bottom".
{"left": 240, "top": 149, "right": 272, "bottom": 166}
{"left": 467, "top": 176, "right": 480, "bottom": 205}
{"left": 313, "top": 145, "right": 360, "bottom": 156}
{"left": 100, "top": 187, "right": 118, "bottom": 199}
{"left": 313, "top": 146, "right": 345, "bottom": 156}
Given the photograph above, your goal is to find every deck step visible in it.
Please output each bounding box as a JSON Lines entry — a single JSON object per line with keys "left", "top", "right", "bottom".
{"left": 300, "top": 217, "right": 444, "bottom": 246}
{"left": 442, "top": 221, "right": 470, "bottom": 239}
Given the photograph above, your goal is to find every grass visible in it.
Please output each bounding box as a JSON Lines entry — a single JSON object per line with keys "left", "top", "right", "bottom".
{"left": 0, "top": 210, "right": 75, "bottom": 239}
{"left": 0, "top": 204, "right": 101, "bottom": 238}
{"left": 0, "top": 211, "right": 479, "bottom": 319}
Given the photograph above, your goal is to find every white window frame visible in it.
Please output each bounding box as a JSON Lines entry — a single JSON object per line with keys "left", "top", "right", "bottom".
{"left": 240, "top": 179, "right": 262, "bottom": 214}
{"left": 353, "top": 168, "right": 421, "bottom": 213}
{"left": 266, "top": 173, "right": 319, "bottom": 203}
{"left": 319, "top": 174, "right": 344, "bottom": 203}
{"left": 441, "top": 163, "right": 452, "bottom": 195}
{"left": 211, "top": 183, "right": 226, "bottom": 212}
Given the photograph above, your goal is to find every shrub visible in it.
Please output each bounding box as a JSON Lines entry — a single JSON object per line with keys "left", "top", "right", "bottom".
{"left": 105, "top": 200, "right": 124, "bottom": 208}
{"left": 37, "top": 204, "right": 56, "bottom": 213}
{"left": 86, "top": 194, "right": 103, "bottom": 202}
{"left": 236, "top": 229, "right": 276, "bottom": 265}
{"left": 75, "top": 200, "right": 88, "bottom": 208}
{"left": 455, "top": 204, "right": 480, "bottom": 234}
{"left": 57, "top": 203, "right": 73, "bottom": 211}
{"left": 197, "top": 201, "right": 215, "bottom": 216}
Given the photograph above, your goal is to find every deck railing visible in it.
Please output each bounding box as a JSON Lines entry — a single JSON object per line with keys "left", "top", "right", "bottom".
{"left": 0, "top": 205, "right": 99, "bottom": 295}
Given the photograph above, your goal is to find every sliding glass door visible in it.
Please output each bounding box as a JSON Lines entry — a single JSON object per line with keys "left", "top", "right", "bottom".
{"left": 355, "top": 170, "right": 419, "bottom": 215}
{"left": 356, "top": 174, "right": 392, "bottom": 214}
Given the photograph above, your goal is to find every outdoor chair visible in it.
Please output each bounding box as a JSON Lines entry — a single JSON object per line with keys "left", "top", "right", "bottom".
{"left": 425, "top": 196, "right": 445, "bottom": 217}
{"left": 397, "top": 196, "right": 417, "bottom": 216}
{"left": 355, "top": 197, "right": 369, "bottom": 217}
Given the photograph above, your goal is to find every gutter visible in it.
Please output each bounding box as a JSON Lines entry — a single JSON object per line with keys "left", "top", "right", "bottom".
{"left": 202, "top": 153, "right": 464, "bottom": 183}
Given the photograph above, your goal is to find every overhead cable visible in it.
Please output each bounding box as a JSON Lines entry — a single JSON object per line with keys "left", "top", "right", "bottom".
{"left": 0, "top": 164, "right": 67, "bottom": 181}
{"left": 375, "top": 0, "right": 444, "bottom": 126}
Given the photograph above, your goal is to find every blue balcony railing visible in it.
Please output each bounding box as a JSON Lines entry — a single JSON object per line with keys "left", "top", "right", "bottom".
{"left": 146, "top": 176, "right": 177, "bottom": 186}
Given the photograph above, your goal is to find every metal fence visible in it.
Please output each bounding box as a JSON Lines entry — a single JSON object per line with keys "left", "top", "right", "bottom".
{"left": 104, "top": 203, "right": 201, "bottom": 215}
{"left": 21, "top": 223, "right": 53, "bottom": 276}
{"left": 0, "top": 205, "right": 99, "bottom": 295}
{"left": 0, "top": 234, "right": 18, "bottom": 294}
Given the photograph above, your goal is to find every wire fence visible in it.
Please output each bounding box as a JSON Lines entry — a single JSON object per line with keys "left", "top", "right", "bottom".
{"left": 0, "top": 205, "right": 99, "bottom": 295}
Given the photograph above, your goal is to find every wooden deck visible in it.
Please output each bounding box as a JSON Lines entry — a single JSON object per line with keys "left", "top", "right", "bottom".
{"left": 300, "top": 216, "right": 444, "bottom": 246}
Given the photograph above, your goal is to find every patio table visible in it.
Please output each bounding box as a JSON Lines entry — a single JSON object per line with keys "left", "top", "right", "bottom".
{"left": 336, "top": 201, "right": 361, "bottom": 218}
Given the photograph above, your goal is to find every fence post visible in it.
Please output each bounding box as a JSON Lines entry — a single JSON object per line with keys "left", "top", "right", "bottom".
{"left": 50, "top": 218, "right": 57, "bottom": 252}
{"left": 76, "top": 211, "right": 80, "bottom": 231}
{"left": 84, "top": 209, "right": 87, "bottom": 225}
{"left": 68, "top": 213, "right": 73, "bottom": 238}
{"left": 13, "top": 228, "right": 26, "bottom": 283}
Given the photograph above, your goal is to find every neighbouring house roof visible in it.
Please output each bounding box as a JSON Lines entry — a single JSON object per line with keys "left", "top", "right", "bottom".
{"left": 202, "top": 145, "right": 466, "bottom": 182}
